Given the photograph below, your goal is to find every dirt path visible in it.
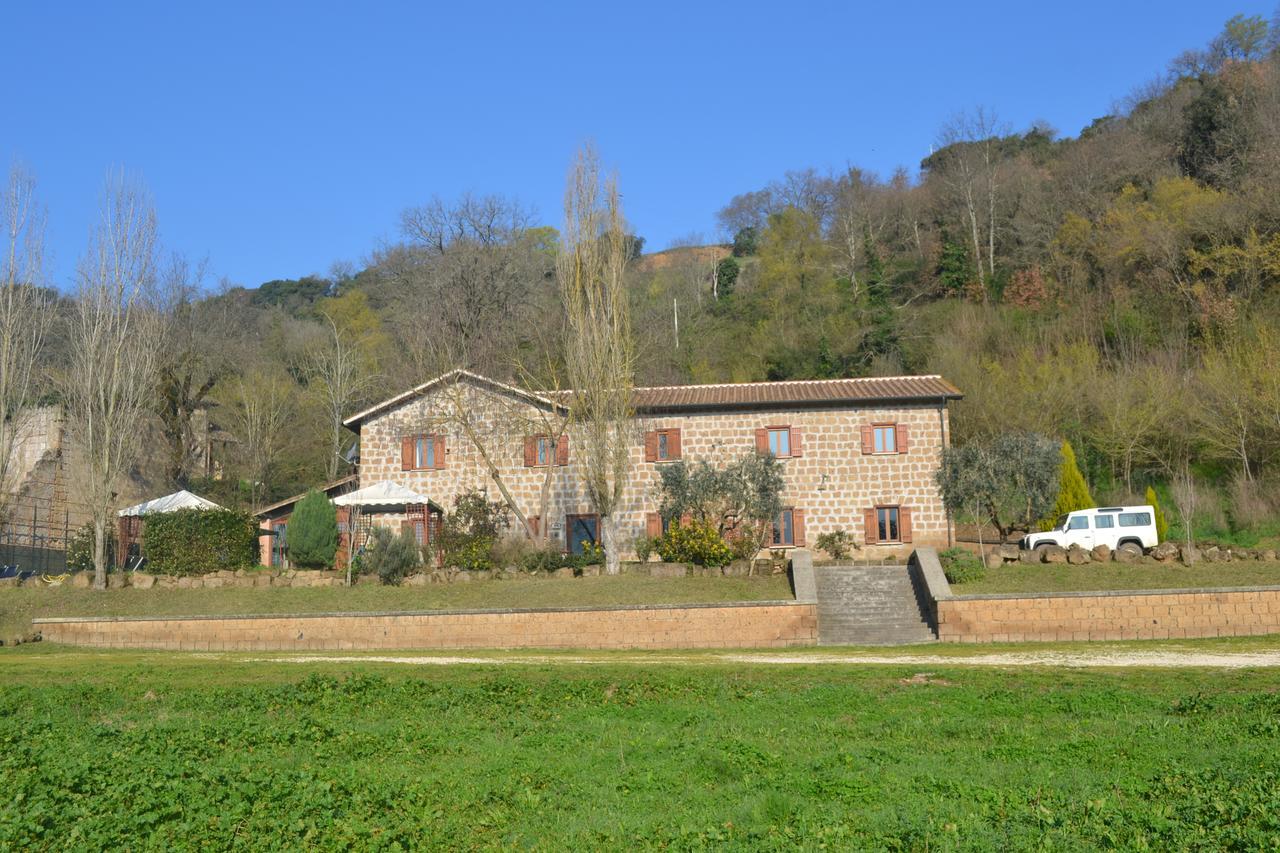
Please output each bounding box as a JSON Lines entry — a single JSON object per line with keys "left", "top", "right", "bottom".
{"left": 254, "top": 649, "right": 1280, "bottom": 668}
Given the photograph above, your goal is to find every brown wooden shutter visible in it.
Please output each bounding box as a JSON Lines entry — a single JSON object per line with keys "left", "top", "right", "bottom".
{"left": 899, "top": 507, "right": 912, "bottom": 543}
{"left": 860, "top": 425, "right": 873, "bottom": 455}
{"left": 644, "top": 430, "right": 658, "bottom": 462}
{"left": 523, "top": 436, "right": 536, "bottom": 467}
{"left": 669, "top": 429, "right": 682, "bottom": 460}
{"left": 864, "top": 508, "right": 878, "bottom": 544}
{"left": 792, "top": 509, "right": 806, "bottom": 546}
{"left": 401, "top": 436, "right": 414, "bottom": 470}
{"left": 790, "top": 427, "right": 803, "bottom": 457}
{"left": 646, "top": 512, "right": 662, "bottom": 538}
{"left": 434, "top": 435, "right": 446, "bottom": 469}
{"left": 755, "top": 428, "right": 768, "bottom": 453}
{"left": 897, "top": 424, "right": 910, "bottom": 454}
{"left": 556, "top": 434, "right": 569, "bottom": 466}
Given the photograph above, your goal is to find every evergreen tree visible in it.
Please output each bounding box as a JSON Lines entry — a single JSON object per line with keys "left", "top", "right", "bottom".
{"left": 1038, "top": 440, "right": 1094, "bottom": 530}
{"left": 287, "top": 490, "right": 339, "bottom": 568}
{"left": 1146, "top": 485, "right": 1169, "bottom": 543}
{"left": 937, "top": 234, "right": 973, "bottom": 294}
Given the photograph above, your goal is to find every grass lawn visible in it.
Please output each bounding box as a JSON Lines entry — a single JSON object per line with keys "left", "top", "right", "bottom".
{"left": 952, "top": 559, "right": 1280, "bottom": 596}
{"left": 0, "top": 574, "right": 794, "bottom": 640}
{"left": 1, "top": 646, "right": 1279, "bottom": 848}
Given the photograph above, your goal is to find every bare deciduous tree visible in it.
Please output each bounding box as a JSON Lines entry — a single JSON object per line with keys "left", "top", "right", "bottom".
{"left": 558, "top": 145, "right": 635, "bottom": 575}
{"left": 62, "top": 173, "right": 165, "bottom": 589}
{"left": 0, "top": 164, "right": 52, "bottom": 516}
{"left": 227, "top": 368, "right": 292, "bottom": 512}
{"left": 304, "top": 314, "right": 375, "bottom": 480}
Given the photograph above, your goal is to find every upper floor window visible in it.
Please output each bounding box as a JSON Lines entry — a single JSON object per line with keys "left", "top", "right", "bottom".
{"left": 755, "top": 425, "right": 803, "bottom": 459}
{"left": 644, "top": 428, "right": 682, "bottom": 462}
{"left": 861, "top": 422, "right": 909, "bottom": 455}
{"left": 873, "top": 425, "right": 897, "bottom": 454}
{"left": 402, "top": 434, "right": 444, "bottom": 471}
{"left": 524, "top": 434, "right": 568, "bottom": 467}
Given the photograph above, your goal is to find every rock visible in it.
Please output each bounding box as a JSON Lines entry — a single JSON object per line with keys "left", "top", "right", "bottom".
{"left": 580, "top": 564, "right": 601, "bottom": 577}
{"left": 234, "top": 569, "right": 247, "bottom": 578}
{"left": 1150, "top": 542, "right": 1179, "bottom": 562}
{"left": 471, "top": 570, "right": 492, "bottom": 582}
{"left": 428, "top": 570, "right": 448, "bottom": 584}
{"left": 252, "top": 574, "right": 272, "bottom": 587}
{"left": 402, "top": 573, "right": 428, "bottom": 587}
{"left": 1180, "top": 545, "right": 1200, "bottom": 564}
{"left": 998, "top": 544, "right": 1021, "bottom": 562}
{"left": 1017, "top": 550, "right": 1038, "bottom": 565}
{"left": 724, "top": 561, "right": 752, "bottom": 577}
{"left": 984, "top": 551, "right": 1004, "bottom": 570}
{"left": 0, "top": 577, "right": 17, "bottom": 589}
{"left": 1202, "top": 546, "right": 1222, "bottom": 563}
{"left": 155, "top": 576, "right": 177, "bottom": 588}
{"left": 1066, "top": 545, "right": 1090, "bottom": 565}
{"left": 1114, "top": 544, "right": 1142, "bottom": 563}
{"left": 270, "top": 576, "right": 291, "bottom": 587}
{"left": 70, "top": 571, "right": 93, "bottom": 588}
{"left": 1261, "top": 549, "right": 1277, "bottom": 562}
{"left": 131, "top": 572, "right": 156, "bottom": 589}
{"left": 1040, "top": 545, "right": 1067, "bottom": 564}
{"left": 1091, "top": 544, "right": 1112, "bottom": 563}
{"left": 107, "top": 573, "right": 129, "bottom": 589}
{"left": 551, "top": 567, "right": 575, "bottom": 580}
{"left": 648, "top": 562, "right": 688, "bottom": 579}
{"left": 206, "top": 577, "right": 227, "bottom": 588}
{"left": 450, "top": 570, "right": 472, "bottom": 583}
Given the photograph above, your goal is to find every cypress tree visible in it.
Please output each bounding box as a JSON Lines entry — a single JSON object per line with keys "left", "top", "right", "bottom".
{"left": 287, "top": 490, "right": 339, "bottom": 568}
{"left": 1145, "top": 485, "right": 1169, "bottom": 543}
{"left": 1038, "top": 440, "right": 1094, "bottom": 530}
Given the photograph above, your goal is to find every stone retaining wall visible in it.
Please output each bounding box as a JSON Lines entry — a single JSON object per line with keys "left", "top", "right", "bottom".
{"left": 937, "top": 587, "right": 1280, "bottom": 642}
{"left": 36, "top": 601, "right": 818, "bottom": 651}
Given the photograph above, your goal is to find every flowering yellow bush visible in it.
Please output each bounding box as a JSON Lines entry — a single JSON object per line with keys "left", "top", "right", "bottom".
{"left": 655, "top": 520, "right": 733, "bottom": 567}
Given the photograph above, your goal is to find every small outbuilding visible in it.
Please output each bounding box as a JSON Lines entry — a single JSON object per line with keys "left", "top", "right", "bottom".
{"left": 116, "top": 489, "right": 224, "bottom": 566}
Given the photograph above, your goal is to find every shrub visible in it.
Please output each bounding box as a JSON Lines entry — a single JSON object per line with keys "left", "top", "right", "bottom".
{"left": 519, "top": 545, "right": 603, "bottom": 573}
{"left": 656, "top": 520, "right": 733, "bottom": 567}
{"left": 287, "top": 491, "right": 339, "bottom": 568}
{"left": 1146, "top": 485, "right": 1169, "bottom": 543}
{"left": 815, "top": 530, "right": 856, "bottom": 560}
{"left": 143, "top": 508, "right": 257, "bottom": 576}
{"left": 1038, "top": 440, "right": 1094, "bottom": 530}
{"left": 66, "top": 522, "right": 111, "bottom": 573}
{"left": 632, "top": 535, "right": 655, "bottom": 563}
{"left": 440, "top": 489, "right": 509, "bottom": 572}
{"left": 361, "top": 526, "right": 421, "bottom": 585}
{"left": 939, "top": 547, "right": 986, "bottom": 585}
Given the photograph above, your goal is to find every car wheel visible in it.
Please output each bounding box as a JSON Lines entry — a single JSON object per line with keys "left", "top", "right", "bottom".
{"left": 1117, "top": 542, "right": 1143, "bottom": 558}
{"left": 1033, "top": 543, "right": 1051, "bottom": 561}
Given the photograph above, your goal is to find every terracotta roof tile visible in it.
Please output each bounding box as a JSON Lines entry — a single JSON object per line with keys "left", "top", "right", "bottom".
{"left": 627, "top": 375, "right": 961, "bottom": 411}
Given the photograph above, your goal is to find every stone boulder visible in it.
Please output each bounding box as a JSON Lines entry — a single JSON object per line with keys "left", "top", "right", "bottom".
{"left": 107, "top": 573, "right": 129, "bottom": 589}
{"left": 0, "top": 577, "right": 17, "bottom": 589}
{"left": 998, "top": 543, "right": 1021, "bottom": 562}
{"left": 723, "top": 561, "right": 752, "bottom": 577}
{"left": 1179, "top": 545, "right": 1200, "bottom": 564}
{"left": 580, "top": 565, "right": 601, "bottom": 577}
{"left": 71, "top": 571, "right": 93, "bottom": 588}
{"left": 1261, "top": 549, "right": 1277, "bottom": 562}
{"left": 1090, "top": 544, "right": 1112, "bottom": 563}
{"left": 984, "top": 551, "right": 1005, "bottom": 570}
{"left": 1018, "top": 550, "right": 1039, "bottom": 565}
{"left": 402, "top": 573, "right": 428, "bottom": 587}
{"left": 1202, "top": 546, "right": 1222, "bottom": 563}
{"left": 1040, "top": 545, "right": 1067, "bottom": 564}
{"left": 130, "top": 572, "right": 156, "bottom": 589}
{"left": 1113, "top": 544, "right": 1142, "bottom": 563}
{"left": 1066, "top": 545, "right": 1091, "bottom": 565}
{"left": 1150, "top": 542, "right": 1179, "bottom": 562}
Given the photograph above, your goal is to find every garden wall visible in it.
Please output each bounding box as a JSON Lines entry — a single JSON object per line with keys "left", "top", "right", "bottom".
{"left": 936, "top": 588, "right": 1280, "bottom": 642}
{"left": 35, "top": 601, "right": 817, "bottom": 651}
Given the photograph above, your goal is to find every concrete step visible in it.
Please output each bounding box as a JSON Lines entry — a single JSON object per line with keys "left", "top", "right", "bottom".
{"left": 813, "top": 564, "right": 937, "bottom": 645}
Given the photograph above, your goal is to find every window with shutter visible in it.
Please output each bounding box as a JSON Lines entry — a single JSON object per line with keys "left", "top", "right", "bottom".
{"left": 872, "top": 424, "right": 898, "bottom": 454}
{"left": 650, "top": 428, "right": 681, "bottom": 462}
{"left": 875, "top": 506, "right": 901, "bottom": 543}
{"left": 771, "top": 508, "right": 796, "bottom": 546}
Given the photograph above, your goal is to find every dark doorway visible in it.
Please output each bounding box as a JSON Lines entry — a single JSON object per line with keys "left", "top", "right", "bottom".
{"left": 565, "top": 514, "right": 600, "bottom": 555}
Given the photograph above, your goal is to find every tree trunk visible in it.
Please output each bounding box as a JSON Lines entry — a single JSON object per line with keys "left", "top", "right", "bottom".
{"left": 601, "top": 514, "right": 622, "bottom": 575}
{"left": 93, "top": 516, "right": 107, "bottom": 590}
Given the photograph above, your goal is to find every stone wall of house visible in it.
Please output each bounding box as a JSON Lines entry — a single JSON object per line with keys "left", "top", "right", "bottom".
{"left": 36, "top": 601, "right": 818, "bottom": 651}
{"left": 356, "top": 381, "right": 953, "bottom": 558}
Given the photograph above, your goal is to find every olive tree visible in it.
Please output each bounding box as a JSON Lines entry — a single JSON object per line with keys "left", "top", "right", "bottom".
{"left": 656, "top": 452, "right": 784, "bottom": 550}
{"left": 936, "top": 431, "right": 1060, "bottom": 544}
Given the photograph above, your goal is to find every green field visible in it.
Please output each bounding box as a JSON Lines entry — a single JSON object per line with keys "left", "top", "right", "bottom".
{"left": 2, "top": 646, "right": 1279, "bottom": 849}
{"left": 0, "top": 574, "right": 793, "bottom": 640}
{"left": 952, "top": 559, "right": 1280, "bottom": 596}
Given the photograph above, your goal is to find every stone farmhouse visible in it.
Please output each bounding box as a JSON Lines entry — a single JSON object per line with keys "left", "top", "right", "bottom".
{"left": 339, "top": 369, "right": 962, "bottom": 561}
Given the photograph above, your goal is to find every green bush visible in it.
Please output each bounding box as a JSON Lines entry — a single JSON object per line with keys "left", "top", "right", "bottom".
{"left": 66, "top": 522, "right": 111, "bottom": 573}
{"left": 939, "top": 547, "right": 986, "bottom": 585}
{"left": 440, "top": 489, "right": 509, "bottom": 572}
{"left": 1147, "top": 485, "right": 1169, "bottom": 543}
{"left": 288, "top": 491, "right": 338, "bottom": 568}
{"left": 815, "top": 529, "right": 856, "bottom": 560}
{"left": 361, "top": 526, "right": 421, "bottom": 585}
{"left": 632, "top": 535, "right": 655, "bottom": 563}
{"left": 143, "top": 508, "right": 257, "bottom": 576}
{"left": 520, "top": 544, "right": 605, "bottom": 573}
{"left": 656, "top": 520, "right": 733, "bottom": 568}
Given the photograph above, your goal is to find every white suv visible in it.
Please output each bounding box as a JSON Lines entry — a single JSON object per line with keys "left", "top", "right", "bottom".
{"left": 1022, "top": 506, "right": 1158, "bottom": 556}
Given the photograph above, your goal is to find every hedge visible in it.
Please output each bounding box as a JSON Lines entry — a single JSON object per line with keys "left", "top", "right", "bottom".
{"left": 142, "top": 508, "right": 258, "bottom": 576}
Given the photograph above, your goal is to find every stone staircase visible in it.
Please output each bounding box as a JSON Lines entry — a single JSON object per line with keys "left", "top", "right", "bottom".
{"left": 813, "top": 564, "right": 937, "bottom": 645}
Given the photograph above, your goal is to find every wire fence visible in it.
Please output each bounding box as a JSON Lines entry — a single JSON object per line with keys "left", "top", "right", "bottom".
{"left": 0, "top": 480, "right": 92, "bottom": 576}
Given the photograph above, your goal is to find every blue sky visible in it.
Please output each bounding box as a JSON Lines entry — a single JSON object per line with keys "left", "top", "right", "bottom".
{"left": 0, "top": 1, "right": 1265, "bottom": 290}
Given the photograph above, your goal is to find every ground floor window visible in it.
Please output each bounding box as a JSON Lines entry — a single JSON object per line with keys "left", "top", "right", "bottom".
{"left": 271, "top": 520, "right": 288, "bottom": 568}
{"left": 877, "top": 506, "right": 900, "bottom": 543}
{"left": 772, "top": 509, "right": 795, "bottom": 546}
{"left": 566, "top": 514, "right": 600, "bottom": 555}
